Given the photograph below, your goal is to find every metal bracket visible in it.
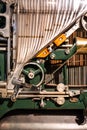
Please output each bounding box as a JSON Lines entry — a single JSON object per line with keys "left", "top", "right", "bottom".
{"left": 65, "top": 20, "right": 80, "bottom": 38}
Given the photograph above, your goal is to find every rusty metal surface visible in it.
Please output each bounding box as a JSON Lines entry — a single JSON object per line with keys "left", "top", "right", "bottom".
{"left": 0, "top": 110, "right": 87, "bottom": 130}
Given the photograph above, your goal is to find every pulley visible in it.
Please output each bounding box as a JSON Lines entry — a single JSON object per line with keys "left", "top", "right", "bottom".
{"left": 22, "top": 62, "right": 45, "bottom": 87}
{"left": 81, "top": 13, "right": 87, "bottom": 31}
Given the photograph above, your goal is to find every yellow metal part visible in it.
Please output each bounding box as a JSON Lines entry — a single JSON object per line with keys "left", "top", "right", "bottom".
{"left": 36, "top": 48, "right": 50, "bottom": 58}
{"left": 53, "top": 34, "right": 66, "bottom": 46}
{"left": 36, "top": 34, "right": 66, "bottom": 58}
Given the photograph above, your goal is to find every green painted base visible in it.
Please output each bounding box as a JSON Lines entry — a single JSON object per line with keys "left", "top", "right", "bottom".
{"left": 0, "top": 94, "right": 87, "bottom": 118}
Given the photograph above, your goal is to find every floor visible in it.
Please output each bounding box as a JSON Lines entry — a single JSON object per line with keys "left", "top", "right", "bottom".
{"left": 0, "top": 109, "right": 87, "bottom": 130}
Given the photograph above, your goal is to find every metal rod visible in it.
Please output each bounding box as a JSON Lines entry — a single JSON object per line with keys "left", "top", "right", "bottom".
{"left": 46, "top": 83, "right": 87, "bottom": 87}
{"left": 16, "top": 95, "right": 69, "bottom": 98}
{"left": 68, "top": 85, "right": 87, "bottom": 87}
{"left": 7, "top": 37, "right": 11, "bottom": 74}
{"left": 16, "top": 91, "right": 68, "bottom": 95}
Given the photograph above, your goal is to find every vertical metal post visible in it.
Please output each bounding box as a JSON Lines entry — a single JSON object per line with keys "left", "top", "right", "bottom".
{"left": 7, "top": 3, "right": 11, "bottom": 78}
{"left": 12, "top": 13, "right": 17, "bottom": 69}
{"left": 62, "top": 64, "right": 68, "bottom": 85}
{"left": 7, "top": 37, "right": 11, "bottom": 75}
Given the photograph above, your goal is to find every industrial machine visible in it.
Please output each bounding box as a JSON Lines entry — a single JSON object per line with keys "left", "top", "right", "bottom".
{"left": 0, "top": 0, "right": 87, "bottom": 120}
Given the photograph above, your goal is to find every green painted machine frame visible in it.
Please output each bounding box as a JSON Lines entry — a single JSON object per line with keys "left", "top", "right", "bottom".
{"left": 0, "top": 0, "right": 87, "bottom": 122}
{"left": 0, "top": 93, "right": 87, "bottom": 118}
{"left": 0, "top": 44, "right": 87, "bottom": 118}
{"left": 0, "top": 52, "right": 7, "bottom": 81}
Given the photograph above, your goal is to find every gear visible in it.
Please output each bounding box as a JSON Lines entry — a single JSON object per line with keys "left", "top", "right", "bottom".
{"left": 22, "top": 62, "right": 45, "bottom": 87}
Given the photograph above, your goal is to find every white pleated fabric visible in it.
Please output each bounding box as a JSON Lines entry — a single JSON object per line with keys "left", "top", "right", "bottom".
{"left": 6, "top": 0, "right": 87, "bottom": 89}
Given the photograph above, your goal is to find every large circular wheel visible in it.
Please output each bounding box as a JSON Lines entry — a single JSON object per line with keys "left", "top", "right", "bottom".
{"left": 81, "top": 14, "right": 87, "bottom": 31}
{"left": 22, "top": 62, "right": 45, "bottom": 87}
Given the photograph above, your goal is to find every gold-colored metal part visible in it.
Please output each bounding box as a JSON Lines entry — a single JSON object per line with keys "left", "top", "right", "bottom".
{"left": 77, "top": 48, "right": 87, "bottom": 54}
{"left": 70, "top": 97, "right": 78, "bottom": 103}
{"left": 53, "top": 34, "right": 66, "bottom": 46}
{"left": 75, "top": 37, "right": 87, "bottom": 53}
{"left": 36, "top": 34, "right": 66, "bottom": 58}
{"left": 36, "top": 48, "right": 50, "bottom": 58}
